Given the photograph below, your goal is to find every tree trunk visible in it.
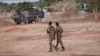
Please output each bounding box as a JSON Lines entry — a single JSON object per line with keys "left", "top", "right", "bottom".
{"left": 93, "top": 7, "right": 98, "bottom": 22}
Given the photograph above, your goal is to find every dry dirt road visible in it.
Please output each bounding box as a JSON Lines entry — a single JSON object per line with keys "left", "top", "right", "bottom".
{"left": 0, "top": 22, "right": 100, "bottom": 56}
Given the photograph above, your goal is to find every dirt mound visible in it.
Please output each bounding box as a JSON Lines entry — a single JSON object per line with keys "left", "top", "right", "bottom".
{"left": 0, "top": 18, "right": 15, "bottom": 27}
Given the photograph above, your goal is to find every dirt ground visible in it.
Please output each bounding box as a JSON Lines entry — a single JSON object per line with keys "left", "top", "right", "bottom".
{"left": 0, "top": 13, "right": 100, "bottom": 56}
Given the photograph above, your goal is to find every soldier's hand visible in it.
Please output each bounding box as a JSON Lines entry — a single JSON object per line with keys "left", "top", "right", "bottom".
{"left": 47, "top": 31, "right": 50, "bottom": 34}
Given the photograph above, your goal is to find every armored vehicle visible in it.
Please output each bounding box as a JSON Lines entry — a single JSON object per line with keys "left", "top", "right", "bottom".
{"left": 12, "top": 8, "right": 38, "bottom": 24}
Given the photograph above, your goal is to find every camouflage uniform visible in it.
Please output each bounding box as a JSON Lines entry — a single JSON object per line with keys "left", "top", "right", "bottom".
{"left": 55, "top": 26, "right": 65, "bottom": 51}
{"left": 47, "top": 25, "right": 55, "bottom": 52}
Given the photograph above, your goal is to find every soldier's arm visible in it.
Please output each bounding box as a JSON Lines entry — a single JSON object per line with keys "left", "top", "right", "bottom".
{"left": 61, "top": 27, "right": 63, "bottom": 33}
{"left": 60, "top": 27, "right": 63, "bottom": 33}
{"left": 47, "top": 27, "right": 50, "bottom": 34}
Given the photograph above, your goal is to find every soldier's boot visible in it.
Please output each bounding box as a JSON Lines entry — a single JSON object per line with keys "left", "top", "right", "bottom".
{"left": 49, "top": 48, "right": 52, "bottom": 52}
{"left": 60, "top": 41, "right": 65, "bottom": 51}
{"left": 54, "top": 46, "right": 58, "bottom": 51}
{"left": 49, "top": 41, "right": 53, "bottom": 52}
{"left": 62, "top": 46, "right": 65, "bottom": 51}
{"left": 54, "top": 41, "right": 59, "bottom": 51}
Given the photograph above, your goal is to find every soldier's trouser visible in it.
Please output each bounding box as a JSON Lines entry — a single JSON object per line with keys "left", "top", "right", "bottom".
{"left": 49, "top": 39, "right": 53, "bottom": 50}
{"left": 56, "top": 38, "right": 64, "bottom": 49}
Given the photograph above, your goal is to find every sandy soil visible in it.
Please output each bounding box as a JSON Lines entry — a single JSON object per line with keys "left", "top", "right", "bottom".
{"left": 0, "top": 13, "right": 100, "bottom": 56}
{"left": 0, "top": 22, "right": 100, "bottom": 56}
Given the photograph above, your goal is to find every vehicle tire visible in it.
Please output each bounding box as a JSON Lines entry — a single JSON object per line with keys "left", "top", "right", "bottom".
{"left": 16, "top": 22, "right": 21, "bottom": 24}
{"left": 24, "top": 18, "right": 29, "bottom": 24}
{"left": 15, "top": 19, "right": 21, "bottom": 25}
{"left": 29, "top": 20, "right": 33, "bottom": 24}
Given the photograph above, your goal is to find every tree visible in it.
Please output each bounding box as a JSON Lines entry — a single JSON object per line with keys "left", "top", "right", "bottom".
{"left": 39, "top": 0, "right": 63, "bottom": 8}
{"left": 0, "top": 2, "right": 11, "bottom": 12}
{"left": 76, "top": 0, "right": 100, "bottom": 22}
{"left": 18, "top": 2, "right": 34, "bottom": 10}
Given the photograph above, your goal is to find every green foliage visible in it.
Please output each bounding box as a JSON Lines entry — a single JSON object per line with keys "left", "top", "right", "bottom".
{"left": 0, "top": 0, "right": 63, "bottom": 12}
{"left": 0, "top": 2, "right": 19, "bottom": 12}
{"left": 38, "top": 0, "right": 55, "bottom": 8}
{"left": 17, "top": 2, "right": 34, "bottom": 10}
{"left": 75, "top": 0, "right": 87, "bottom": 3}
{"left": 0, "top": 2, "right": 11, "bottom": 12}
{"left": 38, "top": 0, "right": 63, "bottom": 9}
{"left": 0, "top": 2, "right": 35, "bottom": 12}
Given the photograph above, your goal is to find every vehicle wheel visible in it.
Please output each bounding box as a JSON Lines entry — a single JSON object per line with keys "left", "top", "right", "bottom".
{"left": 24, "top": 18, "right": 29, "bottom": 24}
{"left": 28, "top": 20, "right": 33, "bottom": 24}
{"left": 15, "top": 18, "right": 21, "bottom": 25}
{"left": 15, "top": 20, "right": 21, "bottom": 24}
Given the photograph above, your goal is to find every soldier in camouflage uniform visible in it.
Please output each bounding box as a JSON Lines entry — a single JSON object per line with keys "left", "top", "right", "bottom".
{"left": 47, "top": 21, "right": 55, "bottom": 52}
{"left": 55, "top": 22, "right": 65, "bottom": 51}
